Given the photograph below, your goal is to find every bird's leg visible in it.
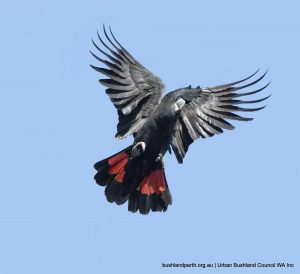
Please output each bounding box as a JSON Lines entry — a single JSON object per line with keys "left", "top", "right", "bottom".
{"left": 155, "top": 144, "right": 169, "bottom": 168}
{"left": 131, "top": 141, "right": 146, "bottom": 158}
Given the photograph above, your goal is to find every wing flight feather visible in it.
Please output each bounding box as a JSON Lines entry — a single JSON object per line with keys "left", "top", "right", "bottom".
{"left": 170, "top": 70, "right": 270, "bottom": 163}
{"left": 91, "top": 25, "right": 165, "bottom": 139}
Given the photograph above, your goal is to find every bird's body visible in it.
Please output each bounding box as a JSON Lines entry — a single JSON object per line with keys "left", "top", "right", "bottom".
{"left": 91, "top": 26, "right": 270, "bottom": 214}
{"left": 134, "top": 92, "right": 182, "bottom": 158}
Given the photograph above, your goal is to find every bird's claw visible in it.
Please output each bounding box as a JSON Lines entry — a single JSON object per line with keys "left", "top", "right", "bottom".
{"left": 156, "top": 153, "right": 163, "bottom": 162}
{"left": 156, "top": 153, "right": 165, "bottom": 169}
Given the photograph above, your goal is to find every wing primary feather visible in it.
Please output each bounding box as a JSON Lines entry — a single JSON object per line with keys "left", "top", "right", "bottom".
{"left": 97, "top": 31, "right": 126, "bottom": 64}
{"left": 215, "top": 105, "right": 266, "bottom": 112}
{"left": 102, "top": 25, "right": 128, "bottom": 64}
{"left": 103, "top": 25, "right": 120, "bottom": 51}
{"left": 219, "top": 82, "right": 271, "bottom": 98}
{"left": 207, "top": 108, "right": 253, "bottom": 121}
{"left": 90, "top": 67, "right": 129, "bottom": 84}
{"left": 99, "top": 79, "right": 134, "bottom": 90}
{"left": 229, "top": 70, "right": 268, "bottom": 92}
{"left": 213, "top": 70, "right": 268, "bottom": 96}
{"left": 90, "top": 62, "right": 122, "bottom": 76}
{"left": 90, "top": 64, "right": 125, "bottom": 80}
{"left": 109, "top": 26, "right": 137, "bottom": 64}
{"left": 208, "top": 69, "right": 260, "bottom": 91}
{"left": 104, "top": 25, "right": 133, "bottom": 64}
{"left": 90, "top": 52, "right": 128, "bottom": 78}
{"left": 219, "top": 94, "right": 271, "bottom": 105}
{"left": 91, "top": 39, "right": 122, "bottom": 67}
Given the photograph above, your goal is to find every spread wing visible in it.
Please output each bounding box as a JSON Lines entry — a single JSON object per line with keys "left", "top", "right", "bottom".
{"left": 90, "top": 26, "right": 165, "bottom": 139}
{"left": 170, "top": 70, "right": 270, "bottom": 163}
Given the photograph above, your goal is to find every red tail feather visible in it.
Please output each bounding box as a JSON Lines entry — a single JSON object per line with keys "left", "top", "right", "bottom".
{"left": 108, "top": 151, "right": 128, "bottom": 166}
{"left": 107, "top": 152, "right": 129, "bottom": 183}
{"left": 140, "top": 169, "right": 166, "bottom": 195}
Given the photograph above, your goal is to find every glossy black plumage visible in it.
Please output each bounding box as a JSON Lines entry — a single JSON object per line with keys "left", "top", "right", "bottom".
{"left": 91, "top": 26, "right": 270, "bottom": 214}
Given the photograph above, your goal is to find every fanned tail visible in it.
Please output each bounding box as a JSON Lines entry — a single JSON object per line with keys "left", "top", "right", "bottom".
{"left": 94, "top": 147, "right": 172, "bottom": 214}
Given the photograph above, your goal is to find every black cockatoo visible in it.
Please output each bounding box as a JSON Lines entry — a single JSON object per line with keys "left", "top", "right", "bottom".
{"left": 91, "top": 26, "right": 270, "bottom": 214}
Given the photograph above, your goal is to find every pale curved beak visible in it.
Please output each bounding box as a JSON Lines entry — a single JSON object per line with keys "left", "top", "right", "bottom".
{"left": 175, "top": 98, "right": 186, "bottom": 111}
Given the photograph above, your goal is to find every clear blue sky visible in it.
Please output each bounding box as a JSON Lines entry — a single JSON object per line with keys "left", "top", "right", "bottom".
{"left": 0, "top": 0, "right": 299, "bottom": 273}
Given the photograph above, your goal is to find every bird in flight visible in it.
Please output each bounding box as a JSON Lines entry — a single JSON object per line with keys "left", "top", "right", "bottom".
{"left": 91, "top": 26, "right": 270, "bottom": 215}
